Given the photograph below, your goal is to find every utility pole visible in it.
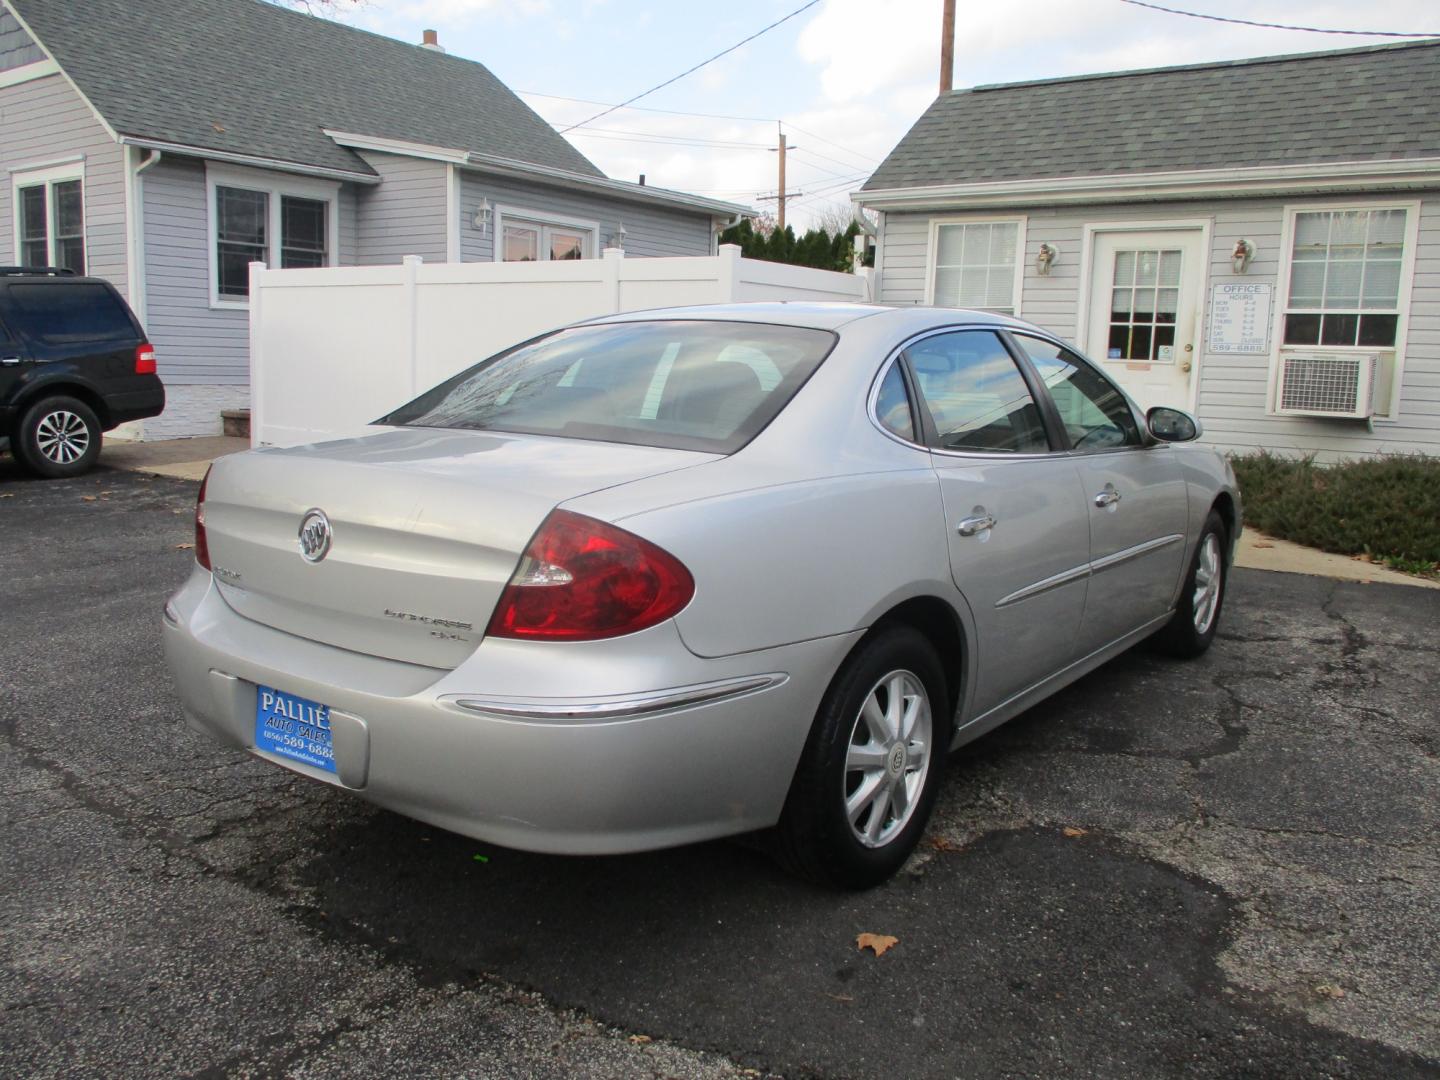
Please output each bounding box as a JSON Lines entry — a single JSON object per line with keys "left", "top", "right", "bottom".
{"left": 759, "top": 123, "right": 802, "bottom": 232}
{"left": 939, "top": 0, "right": 955, "bottom": 93}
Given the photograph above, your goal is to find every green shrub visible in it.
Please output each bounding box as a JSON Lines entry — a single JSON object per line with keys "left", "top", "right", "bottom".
{"left": 1229, "top": 451, "right": 1440, "bottom": 567}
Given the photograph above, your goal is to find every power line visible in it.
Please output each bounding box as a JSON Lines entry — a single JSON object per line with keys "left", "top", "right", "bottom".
{"left": 520, "top": 90, "right": 773, "bottom": 125}
{"left": 1118, "top": 1, "right": 1440, "bottom": 37}
{"left": 559, "top": 0, "right": 823, "bottom": 133}
{"left": 563, "top": 126, "right": 772, "bottom": 149}
{"left": 789, "top": 147, "right": 874, "bottom": 179}
{"left": 777, "top": 122, "right": 881, "bottom": 166}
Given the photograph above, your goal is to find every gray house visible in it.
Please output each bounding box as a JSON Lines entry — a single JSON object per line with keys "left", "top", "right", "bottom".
{"left": 857, "top": 40, "right": 1440, "bottom": 461}
{"left": 0, "top": 0, "right": 749, "bottom": 438}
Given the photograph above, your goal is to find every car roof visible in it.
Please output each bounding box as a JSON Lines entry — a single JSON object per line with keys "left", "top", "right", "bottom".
{"left": 583, "top": 302, "right": 1033, "bottom": 334}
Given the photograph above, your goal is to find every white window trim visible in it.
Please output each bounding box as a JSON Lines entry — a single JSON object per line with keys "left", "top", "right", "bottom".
{"left": 205, "top": 162, "right": 340, "bottom": 310}
{"left": 1266, "top": 199, "right": 1421, "bottom": 422}
{"left": 11, "top": 159, "right": 86, "bottom": 270}
{"left": 492, "top": 204, "right": 600, "bottom": 263}
{"left": 925, "top": 215, "right": 1028, "bottom": 316}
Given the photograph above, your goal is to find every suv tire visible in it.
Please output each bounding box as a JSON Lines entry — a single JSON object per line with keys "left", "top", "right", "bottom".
{"left": 15, "top": 395, "right": 102, "bottom": 478}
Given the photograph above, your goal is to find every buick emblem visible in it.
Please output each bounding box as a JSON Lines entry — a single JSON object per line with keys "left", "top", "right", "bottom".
{"left": 298, "top": 508, "right": 333, "bottom": 563}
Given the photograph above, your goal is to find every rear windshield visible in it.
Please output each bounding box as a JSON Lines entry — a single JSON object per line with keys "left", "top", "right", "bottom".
{"left": 7, "top": 282, "right": 139, "bottom": 344}
{"left": 377, "top": 320, "right": 837, "bottom": 454}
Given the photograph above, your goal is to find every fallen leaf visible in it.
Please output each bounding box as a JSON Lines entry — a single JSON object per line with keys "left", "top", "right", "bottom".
{"left": 1062, "top": 826, "right": 1087, "bottom": 838}
{"left": 627, "top": 1034, "right": 652, "bottom": 1044}
{"left": 81, "top": 495, "right": 97, "bottom": 502}
{"left": 1252, "top": 541, "right": 1274, "bottom": 549}
{"left": 1315, "top": 984, "right": 1345, "bottom": 1000}
{"left": 856, "top": 932, "right": 898, "bottom": 957}
{"left": 0, "top": 493, "right": 14, "bottom": 499}
{"left": 929, "top": 835, "right": 965, "bottom": 853}
{"left": 174, "top": 542, "right": 194, "bottom": 550}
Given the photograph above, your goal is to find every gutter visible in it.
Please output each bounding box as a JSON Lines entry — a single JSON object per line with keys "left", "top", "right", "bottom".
{"left": 322, "top": 129, "right": 752, "bottom": 218}
{"left": 117, "top": 137, "right": 382, "bottom": 185}
{"left": 856, "top": 157, "right": 1440, "bottom": 211}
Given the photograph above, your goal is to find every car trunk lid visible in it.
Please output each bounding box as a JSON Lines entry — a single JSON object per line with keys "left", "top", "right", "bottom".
{"left": 201, "top": 428, "right": 715, "bottom": 668}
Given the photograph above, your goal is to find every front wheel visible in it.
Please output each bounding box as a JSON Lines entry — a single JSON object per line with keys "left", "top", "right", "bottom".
{"left": 1152, "top": 510, "right": 1227, "bottom": 658}
{"left": 774, "top": 625, "right": 950, "bottom": 889}
{"left": 14, "top": 395, "right": 102, "bottom": 478}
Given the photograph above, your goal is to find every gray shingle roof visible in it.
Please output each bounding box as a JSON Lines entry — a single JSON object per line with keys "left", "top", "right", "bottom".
{"left": 9, "top": 0, "right": 602, "bottom": 178}
{"left": 863, "top": 39, "right": 1440, "bottom": 191}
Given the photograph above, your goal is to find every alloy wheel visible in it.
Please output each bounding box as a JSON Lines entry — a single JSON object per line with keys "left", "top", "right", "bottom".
{"left": 1192, "top": 532, "right": 1222, "bottom": 635}
{"left": 843, "top": 669, "right": 932, "bottom": 848}
{"left": 35, "top": 409, "right": 91, "bottom": 465}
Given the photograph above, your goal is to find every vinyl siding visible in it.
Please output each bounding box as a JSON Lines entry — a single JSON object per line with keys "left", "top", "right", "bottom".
{"left": 353, "top": 150, "right": 448, "bottom": 264}
{"left": 141, "top": 155, "right": 360, "bottom": 385}
{"left": 459, "top": 170, "right": 714, "bottom": 261}
{"left": 0, "top": 10, "right": 42, "bottom": 70}
{"left": 876, "top": 193, "right": 1440, "bottom": 460}
{"left": 0, "top": 72, "right": 126, "bottom": 296}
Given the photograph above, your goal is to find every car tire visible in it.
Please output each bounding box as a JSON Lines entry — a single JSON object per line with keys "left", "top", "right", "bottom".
{"left": 14, "top": 395, "right": 102, "bottom": 479}
{"left": 774, "top": 625, "right": 950, "bottom": 889}
{"left": 1151, "top": 510, "right": 1227, "bottom": 659}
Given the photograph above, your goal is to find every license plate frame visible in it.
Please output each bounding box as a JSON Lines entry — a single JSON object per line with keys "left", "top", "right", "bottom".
{"left": 254, "top": 684, "right": 337, "bottom": 775}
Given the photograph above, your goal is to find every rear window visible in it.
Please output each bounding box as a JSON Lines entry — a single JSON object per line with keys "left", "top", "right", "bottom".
{"left": 7, "top": 283, "right": 138, "bottom": 344}
{"left": 378, "top": 320, "right": 837, "bottom": 454}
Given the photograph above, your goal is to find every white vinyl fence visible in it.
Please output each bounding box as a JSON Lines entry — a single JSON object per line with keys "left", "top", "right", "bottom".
{"left": 249, "top": 245, "right": 873, "bottom": 447}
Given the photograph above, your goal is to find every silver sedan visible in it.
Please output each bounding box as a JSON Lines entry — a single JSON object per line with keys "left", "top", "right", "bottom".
{"left": 164, "top": 304, "right": 1240, "bottom": 887}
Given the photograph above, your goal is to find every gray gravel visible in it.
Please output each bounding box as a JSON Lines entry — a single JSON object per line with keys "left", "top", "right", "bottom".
{"left": 2, "top": 464, "right": 1436, "bottom": 1078}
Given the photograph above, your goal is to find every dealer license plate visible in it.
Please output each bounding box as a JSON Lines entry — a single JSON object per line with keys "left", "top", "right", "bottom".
{"left": 255, "top": 684, "right": 336, "bottom": 774}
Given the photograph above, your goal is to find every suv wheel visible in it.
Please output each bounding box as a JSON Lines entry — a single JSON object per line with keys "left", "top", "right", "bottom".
{"left": 15, "top": 395, "right": 102, "bottom": 478}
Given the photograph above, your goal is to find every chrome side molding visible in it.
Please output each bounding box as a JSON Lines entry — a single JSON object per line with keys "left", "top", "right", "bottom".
{"left": 448, "top": 673, "right": 789, "bottom": 722}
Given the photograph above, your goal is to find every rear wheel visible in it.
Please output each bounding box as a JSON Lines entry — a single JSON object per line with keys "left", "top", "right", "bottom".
{"left": 15, "top": 395, "right": 102, "bottom": 478}
{"left": 775, "top": 625, "right": 950, "bottom": 889}
{"left": 1152, "top": 510, "right": 1227, "bottom": 658}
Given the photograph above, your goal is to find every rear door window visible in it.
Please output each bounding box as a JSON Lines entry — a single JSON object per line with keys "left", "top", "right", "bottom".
{"left": 379, "top": 320, "right": 837, "bottom": 454}
{"left": 7, "top": 283, "right": 138, "bottom": 344}
{"left": 903, "top": 330, "right": 1051, "bottom": 453}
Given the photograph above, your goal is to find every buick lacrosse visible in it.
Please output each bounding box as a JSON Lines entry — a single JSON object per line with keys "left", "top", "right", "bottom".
{"left": 164, "top": 304, "right": 1239, "bottom": 887}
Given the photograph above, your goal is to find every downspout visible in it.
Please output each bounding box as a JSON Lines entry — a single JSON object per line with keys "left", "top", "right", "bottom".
{"left": 128, "top": 148, "right": 162, "bottom": 324}
{"left": 851, "top": 201, "right": 878, "bottom": 300}
{"left": 712, "top": 213, "right": 745, "bottom": 256}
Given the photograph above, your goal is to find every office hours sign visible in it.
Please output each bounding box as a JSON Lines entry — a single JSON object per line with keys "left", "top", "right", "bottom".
{"left": 1208, "top": 283, "right": 1272, "bottom": 355}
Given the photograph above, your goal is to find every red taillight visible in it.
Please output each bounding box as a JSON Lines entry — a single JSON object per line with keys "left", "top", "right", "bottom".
{"left": 195, "top": 467, "right": 212, "bottom": 570}
{"left": 135, "top": 343, "right": 157, "bottom": 375}
{"left": 486, "top": 510, "right": 694, "bottom": 641}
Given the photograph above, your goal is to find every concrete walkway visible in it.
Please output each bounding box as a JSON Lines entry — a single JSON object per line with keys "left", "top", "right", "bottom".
{"left": 100, "top": 435, "right": 247, "bottom": 481}
{"left": 97, "top": 436, "right": 1438, "bottom": 590}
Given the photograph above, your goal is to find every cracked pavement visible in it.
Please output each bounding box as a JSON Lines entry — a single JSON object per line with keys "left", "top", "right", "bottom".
{"left": 2, "top": 465, "right": 1437, "bottom": 1078}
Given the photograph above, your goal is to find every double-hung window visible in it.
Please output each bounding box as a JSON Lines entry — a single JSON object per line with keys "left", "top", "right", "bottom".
{"left": 929, "top": 220, "right": 1024, "bottom": 315}
{"left": 1282, "top": 208, "right": 1408, "bottom": 349}
{"left": 13, "top": 164, "right": 85, "bottom": 273}
{"left": 207, "top": 165, "right": 337, "bottom": 305}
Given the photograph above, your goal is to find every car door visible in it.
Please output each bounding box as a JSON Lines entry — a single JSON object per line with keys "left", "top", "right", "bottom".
{"left": 894, "top": 328, "right": 1092, "bottom": 718}
{"left": 1007, "top": 332, "right": 1189, "bottom": 655}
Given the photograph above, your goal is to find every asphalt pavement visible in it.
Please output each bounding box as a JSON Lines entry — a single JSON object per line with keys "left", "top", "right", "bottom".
{"left": 2, "top": 461, "right": 1437, "bottom": 1079}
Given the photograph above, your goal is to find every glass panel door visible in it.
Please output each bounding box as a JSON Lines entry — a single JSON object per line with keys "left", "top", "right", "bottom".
{"left": 1107, "top": 248, "right": 1181, "bottom": 363}
{"left": 502, "top": 223, "right": 539, "bottom": 262}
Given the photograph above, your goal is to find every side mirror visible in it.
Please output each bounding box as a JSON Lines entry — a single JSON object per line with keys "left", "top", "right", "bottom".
{"left": 1146, "top": 406, "right": 1202, "bottom": 443}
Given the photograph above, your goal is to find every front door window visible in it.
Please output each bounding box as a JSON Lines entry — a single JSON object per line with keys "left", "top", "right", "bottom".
{"left": 1108, "top": 249, "right": 1180, "bottom": 362}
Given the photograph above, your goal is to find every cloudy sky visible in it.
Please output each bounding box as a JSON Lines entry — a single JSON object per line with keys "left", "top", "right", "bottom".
{"left": 324, "top": 0, "right": 1439, "bottom": 228}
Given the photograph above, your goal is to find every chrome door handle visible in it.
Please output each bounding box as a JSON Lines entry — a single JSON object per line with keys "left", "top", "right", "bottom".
{"left": 1094, "top": 489, "right": 1122, "bottom": 508}
{"left": 957, "top": 513, "right": 997, "bottom": 537}
{"left": 0, "top": 355, "right": 20, "bottom": 366}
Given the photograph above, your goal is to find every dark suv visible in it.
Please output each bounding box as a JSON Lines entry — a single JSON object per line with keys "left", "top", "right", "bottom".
{"left": 0, "top": 267, "right": 163, "bottom": 478}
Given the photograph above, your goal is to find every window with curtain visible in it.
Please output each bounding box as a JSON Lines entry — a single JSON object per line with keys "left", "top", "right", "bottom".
{"left": 216, "top": 186, "right": 268, "bottom": 297}
{"left": 931, "top": 221, "right": 1020, "bottom": 314}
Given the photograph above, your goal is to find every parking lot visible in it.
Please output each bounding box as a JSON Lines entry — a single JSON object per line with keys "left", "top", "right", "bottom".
{"left": 2, "top": 462, "right": 1437, "bottom": 1079}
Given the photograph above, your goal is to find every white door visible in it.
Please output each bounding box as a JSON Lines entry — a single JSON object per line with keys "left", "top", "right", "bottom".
{"left": 1086, "top": 229, "right": 1205, "bottom": 411}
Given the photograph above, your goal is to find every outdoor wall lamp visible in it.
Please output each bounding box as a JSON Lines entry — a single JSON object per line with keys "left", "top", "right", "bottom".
{"left": 1232, "top": 238, "right": 1255, "bottom": 274}
{"left": 472, "top": 199, "right": 492, "bottom": 235}
{"left": 1035, "top": 242, "right": 1059, "bottom": 276}
{"left": 608, "top": 223, "right": 627, "bottom": 249}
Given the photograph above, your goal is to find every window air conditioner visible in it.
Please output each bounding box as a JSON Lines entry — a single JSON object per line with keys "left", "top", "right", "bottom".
{"left": 1276, "top": 352, "right": 1378, "bottom": 419}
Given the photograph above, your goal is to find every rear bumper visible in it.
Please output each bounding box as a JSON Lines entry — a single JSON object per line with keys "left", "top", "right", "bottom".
{"left": 163, "top": 567, "right": 857, "bottom": 854}
{"left": 105, "top": 381, "right": 165, "bottom": 427}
